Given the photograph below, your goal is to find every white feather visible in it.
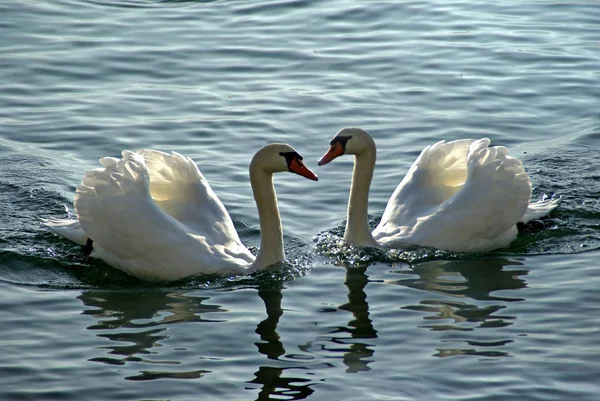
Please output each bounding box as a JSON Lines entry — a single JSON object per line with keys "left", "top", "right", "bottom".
{"left": 323, "top": 128, "right": 559, "bottom": 253}
{"left": 43, "top": 145, "right": 314, "bottom": 281}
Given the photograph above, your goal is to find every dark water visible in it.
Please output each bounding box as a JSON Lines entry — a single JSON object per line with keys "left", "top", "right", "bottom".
{"left": 1, "top": 0, "right": 599, "bottom": 400}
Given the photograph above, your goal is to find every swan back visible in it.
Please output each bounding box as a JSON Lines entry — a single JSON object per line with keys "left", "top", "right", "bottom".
{"left": 377, "top": 139, "right": 473, "bottom": 226}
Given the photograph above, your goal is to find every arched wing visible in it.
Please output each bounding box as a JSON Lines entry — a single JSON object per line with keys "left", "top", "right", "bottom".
{"left": 374, "top": 139, "right": 474, "bottom": 235}
{"left": 374, "top": 139, "right": 532, "bottom": 252}
{"left": 74, "top": 151, "right": 253, "bottom": 280}
{"left": 136, "top": 149, "right": 246, "bottom": 248}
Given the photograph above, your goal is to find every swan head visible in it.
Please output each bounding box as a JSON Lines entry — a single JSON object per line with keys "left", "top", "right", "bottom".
{"left": 318, "top": 127, "right": 375, "bottom": 166}
{"left": 252, "top": 143, "right": 319, "bottom": 181}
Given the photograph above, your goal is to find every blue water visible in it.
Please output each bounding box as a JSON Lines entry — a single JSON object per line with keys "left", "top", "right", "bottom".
{"left": 1, "top": 0, "right": 600, "bottom": 400}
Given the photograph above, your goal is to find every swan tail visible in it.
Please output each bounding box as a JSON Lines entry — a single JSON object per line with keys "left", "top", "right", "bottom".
{"left": 521, "top": 196, "right": 560, "bottom": 223}
{"left": 468, "top": 138, "right": 531, "bottom": 224}
{"left": 41, "top": 218, "right": 88, "bottom": 245}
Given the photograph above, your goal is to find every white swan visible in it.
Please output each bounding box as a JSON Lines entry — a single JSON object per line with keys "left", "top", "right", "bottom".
{"left": 43, "top": 144, "right": 318, "bottom": 281}
{"left": 318, "top": 127, "right": 558, "bottom": 253}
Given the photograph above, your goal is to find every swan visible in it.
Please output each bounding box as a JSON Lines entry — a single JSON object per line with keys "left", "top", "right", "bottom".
{"left": 318, "top": 127, "right": 558, "bottom": 253}
{"left": 43, "top": 144, "right": 318, "bottom": 281}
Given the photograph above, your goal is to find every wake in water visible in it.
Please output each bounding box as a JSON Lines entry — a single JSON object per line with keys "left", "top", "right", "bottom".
{"left": 313, "top": 212, "right": 561, "bottom": 270}
{"left": 314, "top": 217, "right": 457, "bottom": 269}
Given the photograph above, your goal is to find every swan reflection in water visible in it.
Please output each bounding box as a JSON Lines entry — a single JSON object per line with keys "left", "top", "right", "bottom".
{"left": 75, "top": 257, "right": 525, "bottom": 397}
{"left": 247, "top": 284, "right": 315, "bottom": 400}
{"left": 247, "top": 267, "right": 378, "bottom": 401}
{"left": 314, "top": 265, "right": 378, "bottom": 373}
{"left": 386, "top": 258, "right": 528, "bottom": 358}
{"left": 77, "top": 284, "right": 317, "bottom": 399}
{"left": 78, "top": 289, "right": 224, "bottom": 380}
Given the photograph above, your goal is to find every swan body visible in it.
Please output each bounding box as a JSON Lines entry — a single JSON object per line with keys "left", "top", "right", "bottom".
{"left": 43, "top": 144, "right": 318, "bottom": 281}
{"left": 318, "top": 127, "right": 558, "bottom": 253}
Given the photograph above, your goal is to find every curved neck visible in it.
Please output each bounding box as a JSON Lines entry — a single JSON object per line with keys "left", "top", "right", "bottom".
{"left": 249, "top": 165, "right": 284, "bottom": 271}
{"left": 345, "top": 148, "right": 379, "bottom": 247}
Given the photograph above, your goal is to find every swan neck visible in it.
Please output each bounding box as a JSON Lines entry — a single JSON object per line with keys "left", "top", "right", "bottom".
{"left": 249, "top": 165, "right": 284, "bottom": 271}
{"left": 345, "top": 148, "right": 379, "bottom": 247}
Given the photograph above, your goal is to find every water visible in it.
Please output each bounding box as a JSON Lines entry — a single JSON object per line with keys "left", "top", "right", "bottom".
{"left": 1, "top": 0, "right": 599, "bottom": 399}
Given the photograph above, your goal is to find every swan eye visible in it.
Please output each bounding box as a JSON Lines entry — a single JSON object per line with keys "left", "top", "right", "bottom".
{"left": 279, "top": 151, "right": 303, "bottom": 168}
{"left": 281, "top": 151, "right": 319, "bottom": 181}
{"left": 330, "top": 135, "right": 352, "bottom": 150}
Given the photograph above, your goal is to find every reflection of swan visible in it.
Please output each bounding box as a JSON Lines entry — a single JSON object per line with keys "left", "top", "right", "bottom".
{"left": 315, "top": 265, "right": 377, "bottom": 373}
{"left": 337, "top": 265, "right": 377, "bottom": 373}
{"left": 318, "top": 128, "right": 558, "bottom": 252}
{"left": 388, "top": 258, "right": 527, "bottom": 357}
{"left": 389, "top": 258, "right": 528, "bottom": 302}
{"left": 249, "top": 284, "right": 315, "bottom": 399}
{"left": 255, "top": 285, "right": 285, "bottom": 360}
{"left": 43, "top": 144, "right": 318, "bottom": 281}
{"left": 78, "top": 289, "right": 223, "bottom": 380}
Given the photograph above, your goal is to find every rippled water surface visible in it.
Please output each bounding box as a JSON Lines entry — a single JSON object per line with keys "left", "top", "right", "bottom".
{"left": 2, "top": 0, "right": 600, "bottom": 400}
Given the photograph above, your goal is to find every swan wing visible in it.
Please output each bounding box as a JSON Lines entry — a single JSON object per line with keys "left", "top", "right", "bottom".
{"left": 136, "top": 149, "right": 247, "bottom": 248}
{"left": 74, "top": 151, "right": 253, "bottom": 281}
{"left": 374, "top": 139, "right": 532, "bottom": 252}
{"left": 375, "top": 138, "right": 474, "bottom": 231}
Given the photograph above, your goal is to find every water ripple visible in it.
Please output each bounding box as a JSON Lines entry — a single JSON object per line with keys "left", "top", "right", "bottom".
{"left": 2, "top": 0, "right": 600, "bottom": 399}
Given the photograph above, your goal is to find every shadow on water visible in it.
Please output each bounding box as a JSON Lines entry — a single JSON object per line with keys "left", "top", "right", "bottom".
{"left": 388, "top": 258, "right": 528, "bottom": 358}
{"left": 340, "top": 267, "right": 378, "bottom": 372}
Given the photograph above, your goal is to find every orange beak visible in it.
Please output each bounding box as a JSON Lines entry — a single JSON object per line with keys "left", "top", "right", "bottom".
{"left": 317, "top": 142, "right": 344, "bottom": 166}
{"left": 289, "top": 158, "right": 319, "bottom": 181}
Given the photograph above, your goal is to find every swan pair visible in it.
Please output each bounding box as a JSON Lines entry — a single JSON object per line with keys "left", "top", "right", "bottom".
{"left": 44, "top": 128, "right": 558, "bottom": 281}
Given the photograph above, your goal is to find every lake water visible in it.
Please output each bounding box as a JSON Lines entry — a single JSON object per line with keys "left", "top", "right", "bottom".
{"left": 1, "top": 0, "right": 600, "bottom": 399}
